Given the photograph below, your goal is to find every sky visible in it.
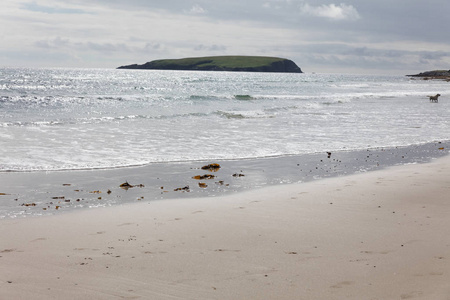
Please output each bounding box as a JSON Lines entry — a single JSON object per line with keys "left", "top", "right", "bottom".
{"left": 1, "top": 0, "right": 450, "bottom": 74}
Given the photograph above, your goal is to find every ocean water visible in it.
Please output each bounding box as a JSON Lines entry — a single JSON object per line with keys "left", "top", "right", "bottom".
{"left": 1, "top": 68, "right": 450, "bottom": 172}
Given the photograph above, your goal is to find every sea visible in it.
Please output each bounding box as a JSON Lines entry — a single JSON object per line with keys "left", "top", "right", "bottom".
{"left": 1, "top": 68, "right": 450, "bottom": 172}
{"left": 1, "top": 68, "right": 450, "bottom": 218}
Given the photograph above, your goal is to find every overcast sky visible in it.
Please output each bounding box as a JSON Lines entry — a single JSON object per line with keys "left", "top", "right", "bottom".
{"left": 1, "top": 0, "right": 449, "bottom": 74}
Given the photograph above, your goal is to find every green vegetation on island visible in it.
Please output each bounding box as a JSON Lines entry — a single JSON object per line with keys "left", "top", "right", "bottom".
{"left": 118, "top": 56, "right": 302, "bottom": 73}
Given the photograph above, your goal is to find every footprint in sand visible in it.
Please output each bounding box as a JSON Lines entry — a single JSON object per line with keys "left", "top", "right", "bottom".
{"left": 1, "top": 249, "right": 16, "bottom": 253}
{"left": 31, "top": 238, "right": 47, "bottom": 242}
{"left": 117, "top": 223, "right": 134, "bottom": 227}
{"left": 89, "top": 231, "right": 106, "bottom": 235}
{"left": 429, "top": 272, "right": 444, "bottom": 276}
{"left": 330, "top": 281, "right": 354, "bottom": 289}
{"left": 400, "top": 291, "right": 424, "bottom": 299}
{"left": 360, "top": 250, "right": 391, "bottom": 255}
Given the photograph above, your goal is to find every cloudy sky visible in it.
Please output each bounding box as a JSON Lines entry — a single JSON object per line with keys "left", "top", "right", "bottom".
{"left": 1, "top": 0, "right": 449, "bottom": 74}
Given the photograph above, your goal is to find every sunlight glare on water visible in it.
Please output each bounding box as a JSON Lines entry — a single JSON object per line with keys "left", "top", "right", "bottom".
{"left": 1, "top": 68, "right": 449, "bottom": 171}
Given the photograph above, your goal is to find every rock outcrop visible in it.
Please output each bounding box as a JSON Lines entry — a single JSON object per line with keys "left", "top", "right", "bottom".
{"left": 407, "top": 70, "right": 450, "bottom": 79}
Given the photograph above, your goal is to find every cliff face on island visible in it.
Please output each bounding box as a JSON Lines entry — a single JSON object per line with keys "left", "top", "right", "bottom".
{"left": 118, "top": 56, "right": 303, "bottom": 73}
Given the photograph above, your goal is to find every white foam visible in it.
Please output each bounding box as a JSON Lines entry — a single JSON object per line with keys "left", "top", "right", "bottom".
{"left": 1, "top": 68, "right": 449, "bottom": 171}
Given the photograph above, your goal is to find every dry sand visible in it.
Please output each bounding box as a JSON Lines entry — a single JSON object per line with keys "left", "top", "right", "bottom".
{"left": 1, "top": 156, "right": 450, "bottom": 300}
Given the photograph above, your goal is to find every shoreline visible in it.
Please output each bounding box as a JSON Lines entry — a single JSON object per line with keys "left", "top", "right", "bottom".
{"left": 1, "top": 152, "right": 450, "bottom": 299}
{"left": 1, "top": 141, "right": 449, "bottom": 219}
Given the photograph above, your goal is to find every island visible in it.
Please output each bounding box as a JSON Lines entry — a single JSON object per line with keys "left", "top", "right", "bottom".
{"left": 117, "top": 56, "right": 303, "bottom": 73}
{"left": 407, "top": 70, "right": 450, "bottom": 81}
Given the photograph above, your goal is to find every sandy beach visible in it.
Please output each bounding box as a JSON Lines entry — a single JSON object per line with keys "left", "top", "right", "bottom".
{"left": 1, "top": 155, "right": 450, "bottom": 299}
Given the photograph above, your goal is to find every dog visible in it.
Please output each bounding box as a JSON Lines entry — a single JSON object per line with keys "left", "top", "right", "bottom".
{"left": 428, "top": 94, "right": 440, "bottom": 102}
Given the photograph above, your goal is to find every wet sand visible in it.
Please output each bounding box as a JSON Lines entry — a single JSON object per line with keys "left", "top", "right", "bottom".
{"left": 1, "top": 141, "right": 449, "bottom": 219}
{"left": 1, "top": 154, "right": 450, "bottom": 299}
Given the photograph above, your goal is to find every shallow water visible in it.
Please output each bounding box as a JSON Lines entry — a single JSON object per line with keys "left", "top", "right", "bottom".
{"left": 1, "top": 68, "right": 449, "bottom": 172}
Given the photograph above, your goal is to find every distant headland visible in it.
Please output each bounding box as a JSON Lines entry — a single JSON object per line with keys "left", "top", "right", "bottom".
{"left": 117, "top": 56, "right": 303, "bottom": 73}
{"left": 407, "top": 70, "right": 450, "bottom": 81}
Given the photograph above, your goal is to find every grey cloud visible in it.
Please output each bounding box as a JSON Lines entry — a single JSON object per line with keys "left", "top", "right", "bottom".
{"left": 292, "top": 42, "right": 450, "bottom": 73}
{"left": 83, "top": 42, "right": 130, "bottom": 53}
{"left": 418, "top": 51, "right": 450, "bottom": 61}
{"left": 144, "top": 43, "right": 163, "bottom": 51}
{"left": 343, "top": 0, "right": 450, "bottom": 44}
{"left": 34, "top": 37, "right": 70, "bottom": 49}
{"left": 22, "top": 1, "right": 91, "bottom": 14}
{"left": 140, "top": 43, "right": 169, "bottom": 56}
{"left": 35, "top": 37, "right": 131, "bottom": 54}
{"left": 194, "top": 44, "right": 227, "bottom": 52}
{"left": 298, "top": 43, "right": 449, "bottom": 59}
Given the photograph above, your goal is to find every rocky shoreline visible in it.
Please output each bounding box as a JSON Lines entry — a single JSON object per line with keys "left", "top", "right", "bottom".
{"left": 407, "top": 70, "right": 450, "bottom": 81}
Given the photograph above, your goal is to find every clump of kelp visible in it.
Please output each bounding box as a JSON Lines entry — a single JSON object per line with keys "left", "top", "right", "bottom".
{"left": 120, "top": 181, "right": 145, "bottom": 190}
{"left": 173, "top": 163, "right": 237, "bottom": 192}
{"left": 201, "top": 163, "right": 221, "bottom": 171}
{"left": 10, "top": 162, "right": 249, "bottom": 214}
